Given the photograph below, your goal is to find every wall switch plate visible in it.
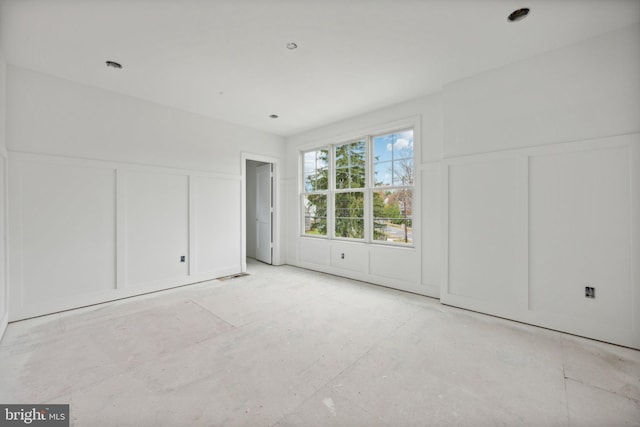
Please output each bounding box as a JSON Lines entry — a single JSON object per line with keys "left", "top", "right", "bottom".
{"left": 585, "top": 286, "right": 595, "bottom": 298}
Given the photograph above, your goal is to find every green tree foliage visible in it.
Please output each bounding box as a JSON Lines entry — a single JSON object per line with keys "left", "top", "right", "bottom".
{"left": 383, "top": 202, "right": 403, "bottom": 225}
{"left": 304, "top": 150, "right": 328, "bottom": 235}
{"left": 304, "top": 136, "right": 413, "bottom": 242}
{"left": 334, "top": 141, "right": 366, "bottom": 238}
{"left": 305, "top": 194, "right": 327, "bottom": 235}
{"left": 335, "top": 141, "right": 366, "bottom": 189}
{"left": 335, "top": 192, "right": 364, "bottom": 238}
{"left": 372, "top": 191, "right": 386, "bottom": 240}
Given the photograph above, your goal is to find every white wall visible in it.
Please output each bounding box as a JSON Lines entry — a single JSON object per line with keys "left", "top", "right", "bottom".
{"left": 6, "top": 66, "right": 284, "bottom": 320}
{"left": 443, "top": 24, "right": 640, "bottom": 157}
{"left": 0, "top": 51, "right": 8, "bottom": 339}
{"left": 285, "top": 94, "right": 443, "bottom": 297}
{"left": 441, "top": 24, "right": 640, "bottom": 349}
{"left": 285, "top": 24, "right": 640, "bottom": 349}
{"left": 6, "top": 66, "right": 284, "bottom": 174}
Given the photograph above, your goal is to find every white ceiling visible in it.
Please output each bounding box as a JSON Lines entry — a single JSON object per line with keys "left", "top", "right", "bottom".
{"left": 1, "top": 0, "right": 639, "bottom": 137}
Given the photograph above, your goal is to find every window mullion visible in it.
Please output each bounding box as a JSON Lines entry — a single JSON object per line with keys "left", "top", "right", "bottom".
{"left": 364, "top": 136, "right": 372, "bottom": 243}
{"left": 328, "top": 146, "right": 335, "bottom": 239}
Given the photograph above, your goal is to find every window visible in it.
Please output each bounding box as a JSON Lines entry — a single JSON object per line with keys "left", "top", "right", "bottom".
{"left": 334, "top": 140, "right": 366, "bottom": 239}
{"left": 301, "top": 128, "right": 414, "bottom": 245}
{"left": 372, "top": 130, "right": 413, "bottom": 244}
{"left": 302, "top": 149, "right": 328, "bottom": 235}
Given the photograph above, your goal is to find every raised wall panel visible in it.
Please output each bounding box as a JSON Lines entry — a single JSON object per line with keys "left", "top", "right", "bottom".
{"left": 0, "top": 155, "right": 7, "bottom": 329}
{"left": 285, "top": 179, "right": 299, "bottom": 264}
{"left": 330, "top": 242, "right": 368, "bottom": 273}
{"left": 370, "top": 245, "right": 419, "bottom": 283}
{"left": 421, "top": 164, "right": 440, "bottom": 289}
{"left": 20, "top": 160, "right": 116, "bottom": 302}
{"left": 298, "top": 238, "right": 330, "bottom": 266}
{"left": 124, "top": 170, "right": 188, "bottom": 286}
{"left": 194, "top": 176, "right": 241, "bottom": 275}
{"left": 529, "top": 146, "right": 632, "bottom": 330}
{"left": 447, "top": 158, "right": 519, "bottom": 305}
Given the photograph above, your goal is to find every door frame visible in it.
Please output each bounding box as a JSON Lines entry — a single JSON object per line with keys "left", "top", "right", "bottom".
{"left": 241, "top": 152, "right": 281, "bottom": 272}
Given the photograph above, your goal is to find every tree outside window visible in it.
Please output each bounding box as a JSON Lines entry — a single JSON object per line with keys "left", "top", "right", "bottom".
{"left": 372, "top": 130, "right": 413, "bottom": 244}
{"left": 302, "top": 149, "right": 328, "bottom": 236}
{"left": 301, "top": 128, "right": 414, "bottom": 245}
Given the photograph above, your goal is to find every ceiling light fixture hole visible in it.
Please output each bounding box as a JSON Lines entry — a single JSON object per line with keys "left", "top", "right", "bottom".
{"left": 106, "top": 60, "right": 123, "bottom": 69}
{"left": 269, "top": 114, "right": 279, "bottom": 119}
{"left": 508, "top": 8, "right": 530, "bottom": 22}
{"left": 286, "top": 42, "right": 298, "bottom": 50}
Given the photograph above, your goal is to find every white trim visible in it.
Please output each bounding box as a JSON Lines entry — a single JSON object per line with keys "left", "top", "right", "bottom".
{"left": 115, "top": 169, "right": 127, "bottom": 289}
{"left": 7, "top": 150, "right": 236, "bottom": 179}
{"left": 8, "top": 151, "right": 244, "bottom": 321}
{"left": 9, "top": 268, "right": 237, "bottom": 322}
{"left": 299, "top": 118, "right": 420, "bottom": 248}
{"left": 289, "top": 258, "right": 439, "bottom": 299}
{"left": 441, "top": 133, "right": 640, "bottom": 349}
{"left": 0, "top": 150, "right": 7, "bottom": 341}
{"left": 630, "top": 133, "right": 640, "bottom": 349}
{"left": 442, "top": 131, "right": 638, "bottom": 161}
{"left": 241, "top": 152, "right": 282, "bottom": 268}
{"left": 188, "top": 175, "right": 196, "bottom": 276}
{"left": 295, "top": 115, "right": 421, "bottom": 152}
{"left": 0, "top": 311, "right": 8, "bottom": 342}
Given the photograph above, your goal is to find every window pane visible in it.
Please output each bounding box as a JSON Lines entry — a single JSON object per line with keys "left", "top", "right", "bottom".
{"left": 373, "top": 161, "right": 392, "bottom": 187}
{"left": 393, "top": 158, "right": 413, "bottom": 186}
{"left": 372, "top": 189, "right": 413, "bottom": 244}
{"left": 335, "top": 140, "right": 365, "bottom": 189}
{"left": 303, "top": 150, "right": 328, "bottom": 191}
{"left": 303, "top": 194, "right": 327, "bottom": 236}
{"left": 334, "top": 191, "right": 364, "bottom": 239}
{"left": 373, "top": 130, "right": 414, "bottom": 187}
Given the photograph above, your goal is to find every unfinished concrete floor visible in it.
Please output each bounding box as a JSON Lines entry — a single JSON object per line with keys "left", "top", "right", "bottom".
{"left": 1, "top": 259, "right": 639, "bottom": 426}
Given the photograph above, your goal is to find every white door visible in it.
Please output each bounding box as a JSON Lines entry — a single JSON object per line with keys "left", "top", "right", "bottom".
{"left": 256, "top": 163, "right": 272, "bottom": 264}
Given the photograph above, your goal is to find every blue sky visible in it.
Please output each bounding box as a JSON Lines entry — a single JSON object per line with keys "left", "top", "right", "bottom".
{"left": 303, "top": 129, "right": 414, "bottom": 186}
{"left": 373, "top": 129, "right": 414, "bottom": 163}
{"left": 373, "top": 129, "right": 414, "bottom": 185}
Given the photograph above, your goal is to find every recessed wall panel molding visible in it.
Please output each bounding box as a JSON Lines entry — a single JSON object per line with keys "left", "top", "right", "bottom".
{"left": 9, "top": 155, "right": 117, "bottom": 312}
{"left": 330, "top": 242, "right": 368, "bottom": 274}
{"left": 442, "top": 134, "right": 640, "bottom": 349}
{"left": 370, "top": 245, "right": 419, "bottom": 284}
{"left": 528, "top": 144, "right": 633, "bottom": 331}
{"left": 445, "top": 155, "right": 521, "bottom": 309}
{"left": 0, "top": 152, "right": 8, "bottom": 340}
{"left": 194, "top": 175, "right": 241, "bottom": 277}
{"left": 8, "top": 152, "right": 244, "bottom": 320}
{"left": 298, "top": 237, "right": 330, "bottom": 266}
{"left": 124, "top": 170, "right": 189, "bottom": 287}
{"left": 421, "top": 163, "right": 441, "bottom": 292}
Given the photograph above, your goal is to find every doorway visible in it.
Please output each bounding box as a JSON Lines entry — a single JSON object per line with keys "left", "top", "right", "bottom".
{"left": 244, "top": 158, "right": 274, "bottom": 266}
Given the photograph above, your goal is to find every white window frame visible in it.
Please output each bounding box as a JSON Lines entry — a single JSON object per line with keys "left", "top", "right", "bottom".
{"left": 300, "top": 147, "right": 330, "bottom": 239}
{"left": 333, "top": 139, "right": 367, "bottom": 242}
{"left": 299, "top": 117, "right": 419, "bottom": 248}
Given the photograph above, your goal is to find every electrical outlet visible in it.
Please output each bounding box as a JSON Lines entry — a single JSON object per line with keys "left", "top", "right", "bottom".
{"left": 341, "top": 253, "right": 345, "bottom": 259}
{"left": 585, "top": 286, "right": 595, "bottom": 299}
{"left": 180, "top": 256, "right": 186, "bottom": 263}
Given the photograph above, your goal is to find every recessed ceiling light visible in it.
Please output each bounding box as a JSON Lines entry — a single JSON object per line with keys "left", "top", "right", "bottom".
{"left": 269, "top": 114, "right": 279, "bottom": 119}
{"left": 508, "top": 8, "right": 530, "bottom": 22}
{"left": 106, "top": 60, "right": 122, "bottom": 69}
{"left": 286, "top": 42, "right": 298, "bottom": 50}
